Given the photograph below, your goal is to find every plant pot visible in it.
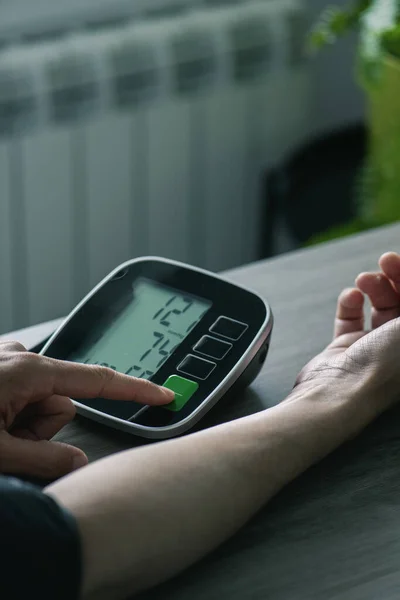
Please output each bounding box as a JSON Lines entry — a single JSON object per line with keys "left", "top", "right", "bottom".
{"left": 358, "top": 53, "right": 400, "bottom": 226}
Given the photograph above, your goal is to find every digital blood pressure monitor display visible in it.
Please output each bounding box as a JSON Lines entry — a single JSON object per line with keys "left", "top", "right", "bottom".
{"left": 71, "top": 279, "right": 211, "bottom": 382}
{"left": 41, "top": 258, "right": 273, "bottom": 439}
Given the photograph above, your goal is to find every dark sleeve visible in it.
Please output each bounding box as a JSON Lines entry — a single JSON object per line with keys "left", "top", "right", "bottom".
{"left": 0, "top": 476, "right": 82, "bottom": 600}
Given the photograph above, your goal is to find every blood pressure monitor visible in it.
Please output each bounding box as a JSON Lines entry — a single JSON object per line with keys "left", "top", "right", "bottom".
{"left": 40, "top": 258, "right": 273, "bottom": 439}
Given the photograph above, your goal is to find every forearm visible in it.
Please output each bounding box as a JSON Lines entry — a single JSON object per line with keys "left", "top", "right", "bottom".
{"left": 47, "top": 384, "right": 366, "bottom": 600}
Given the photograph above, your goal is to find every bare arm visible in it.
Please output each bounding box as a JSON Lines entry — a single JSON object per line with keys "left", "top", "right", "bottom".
{"left": 47, "top": 383, "right": 368, "bottom": 600}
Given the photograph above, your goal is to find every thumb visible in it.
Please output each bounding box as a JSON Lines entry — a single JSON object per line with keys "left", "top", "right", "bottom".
{"left": 0, "top": 432, "right": 88, "bottom": 480}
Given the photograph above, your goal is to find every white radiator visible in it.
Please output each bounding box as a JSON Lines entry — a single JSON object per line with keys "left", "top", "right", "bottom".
{"left": 0, "top": 0, "right": 311, "bottom": 334}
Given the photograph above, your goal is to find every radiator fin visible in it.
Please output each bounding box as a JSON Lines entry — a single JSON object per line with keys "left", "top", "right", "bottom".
{"left": 0, "top": 0, "right": 310, "bottom": 334}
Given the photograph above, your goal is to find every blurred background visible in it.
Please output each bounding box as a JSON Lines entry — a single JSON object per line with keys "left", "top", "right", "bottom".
{"left": 0, "top": 0, "right": 367, "bottom": 334}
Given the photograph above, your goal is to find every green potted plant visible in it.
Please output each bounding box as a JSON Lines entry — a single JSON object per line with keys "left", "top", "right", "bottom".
{"left": 309, "top": 0, "right": 400, "bottom": 243}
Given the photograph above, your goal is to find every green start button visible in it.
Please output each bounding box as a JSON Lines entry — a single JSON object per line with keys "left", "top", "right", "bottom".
{"left": 163, "top": 375, "right": 199, "bottom": 412}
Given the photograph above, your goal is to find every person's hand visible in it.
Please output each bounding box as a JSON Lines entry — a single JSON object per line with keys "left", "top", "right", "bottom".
{"left": 292, "top": 251, "right": 400, "bottom": 429}
{"left": 0, "top": 346, "right": 174, "bottom": 479}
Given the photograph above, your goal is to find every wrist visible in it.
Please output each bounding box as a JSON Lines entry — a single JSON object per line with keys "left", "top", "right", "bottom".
{"left": 281, "top": 379, "right": 376, "bottom": 447}
{"left": 251, "top": 382, "right": 373, "bottom": 492}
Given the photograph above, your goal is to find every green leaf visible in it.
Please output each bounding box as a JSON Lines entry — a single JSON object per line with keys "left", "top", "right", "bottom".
{"left": 306, "top": 219, "right": 375, "bottom": 246}
{"left": 358, "top": 0, "right": 399, "bottom": 86}
{"left": 309, "top": 7, "right": 352, "bottom": 51}
{"left": 309, "top": 0, "right": 374, "bottom": 52}
{"left": 308, "top": 29, "right": 334, "bottom": 51}
{"left": 360, "top": 0, "right": 399, "bottom": 58}
{"left": 381, "top": 24, "right": 400, "bottom": 58}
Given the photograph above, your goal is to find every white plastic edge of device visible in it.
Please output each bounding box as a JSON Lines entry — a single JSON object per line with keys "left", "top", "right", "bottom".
{"left": 40, "top": 256, "right": 274, "bottom": 440}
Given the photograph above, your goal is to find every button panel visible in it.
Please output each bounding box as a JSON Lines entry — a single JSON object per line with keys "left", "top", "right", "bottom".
{"left": 177, "top": 354, "right": 216, "bottom": 380}
{"left": 193, "top": 335, "right": 232, "bottom": 360}
{"left": 210, "top": 316, "right": 248, "bottom": 341}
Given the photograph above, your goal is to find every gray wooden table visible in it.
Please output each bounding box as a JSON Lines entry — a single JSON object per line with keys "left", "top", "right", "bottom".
{"left": 2, "top": 223, "right": 400, "bottom": 599}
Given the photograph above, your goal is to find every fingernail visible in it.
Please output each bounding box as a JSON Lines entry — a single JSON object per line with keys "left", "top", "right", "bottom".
{"left": 72, "top": 453, "right": 88, "bottom": 471}
{"left": 161, "top": 387, "right": 175, "bottom": 401}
